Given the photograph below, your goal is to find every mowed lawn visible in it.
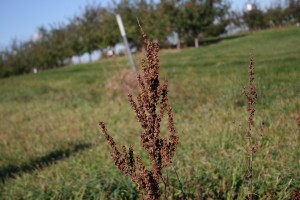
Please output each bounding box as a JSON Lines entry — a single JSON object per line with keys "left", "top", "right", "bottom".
{"left": 0, "top": 26, "right": 299, "bottom": 199}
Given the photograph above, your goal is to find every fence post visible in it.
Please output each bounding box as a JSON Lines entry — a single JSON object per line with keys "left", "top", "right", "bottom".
{"left": 116, "top": 14, "right": 136, "bottom": 72}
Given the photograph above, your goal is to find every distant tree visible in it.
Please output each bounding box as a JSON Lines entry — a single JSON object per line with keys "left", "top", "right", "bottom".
{"left": 98, "top": 8, "right": 119, "bottom": 47}
{"left": 30, "top": 26, "right": 52, "bottom": 69}
{"left": 48, "top": 25, "right": 73, "bottom": 66}
{"left": 243, "top": 2, "right": 268, "bottom": 30}
{"left": 79, "top": 4, "right": 104, "bottom": 62}
{"left": 285, "top": 0, "right": 300, "bottom": 23}
{"left": 113, "top": 0, "right": 175, "bottom": 48}
{"left": 113, "top": 0, "right": 143, "bottom": 46}
{"left": 156, "top": 0, "right": 183, "bottom": 48}
{"left": 0, "top": 51, "right": 4, "bottom": 77}
{"left": 1, "top": 39, "right": 32, "bottom": 76}
{"left": 0, "top": 48, "right": 13, "bottom": 77}
{"left": 66, "top": 19, "right": 85, "bottom": 64}
{"left": 203, "top": 0, "right": 231, "bottom": 37}
{"left": 265, "top": 1, "right": 286, "bottom": 27}
{"left": 180, "top": 0, "right": 230, "bottom": 48}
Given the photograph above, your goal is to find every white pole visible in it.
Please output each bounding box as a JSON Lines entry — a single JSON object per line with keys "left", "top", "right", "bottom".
{"left": 116, "top": 14, "right": 136, "bottom": 72}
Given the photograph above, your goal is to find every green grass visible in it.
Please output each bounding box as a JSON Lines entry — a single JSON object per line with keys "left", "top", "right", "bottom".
{"left": 0, "top": 26, "right": 299, "bottom": 199}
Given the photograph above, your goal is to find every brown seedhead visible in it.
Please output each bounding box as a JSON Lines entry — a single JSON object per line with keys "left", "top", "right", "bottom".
{"left": 99, "top": 29, "right": 179, "bottom": 200}
{"left": 243, "top": 56, "right": 257, "bottom": 200}
{"left": 292, "top": 190, "right": 300, "bottom": 200}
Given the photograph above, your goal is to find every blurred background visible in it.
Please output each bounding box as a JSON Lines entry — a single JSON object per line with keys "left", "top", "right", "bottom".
{"left": 1, "top": 0, "right": 299, "bottom": 77}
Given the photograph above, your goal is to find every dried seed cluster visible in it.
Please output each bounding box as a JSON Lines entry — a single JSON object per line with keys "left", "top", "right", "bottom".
{"left": 99, "top": 30, "right": 178, "bottom": 200}
{"left": 243, "top": 56, "right": 257, "bottom": 200}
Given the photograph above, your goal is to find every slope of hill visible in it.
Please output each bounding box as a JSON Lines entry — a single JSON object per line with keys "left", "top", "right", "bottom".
{"left": 0, "top": 26, "right": 299, "bottom": 199}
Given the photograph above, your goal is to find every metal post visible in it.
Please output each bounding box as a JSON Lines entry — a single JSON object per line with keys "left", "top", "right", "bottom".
{"left": 116, "top": 14, "right": 136, "bottom": 72}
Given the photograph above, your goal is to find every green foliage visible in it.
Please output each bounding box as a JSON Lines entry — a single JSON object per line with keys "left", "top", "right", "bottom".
{"left": 2, "top": 0, "right": 300, "bottom": 78}
{"left": 285, "top": 0, "right": 300, "bottom": 23}
{"left": 79, "top": 5, "right": 104, "bottom": 60}
{"left": 113, "top": 0, "right": 173, "bottom": 45}
{"left": 0, "top": 0, "right": 232, "bottom": 78}
{"left": 178, "top": 0, "right": 230, "bottom": 47}
{"left": 242, "top": 0, "right": 300, "bottom": 30}
{"left": 243, "top": 6, "right": 268, "bottom": 30}
{"left": 0, "top": 26, "right": 299, "bottom": 199}
{"left": 265, "top": 3, "right": 286, "bottom": 27}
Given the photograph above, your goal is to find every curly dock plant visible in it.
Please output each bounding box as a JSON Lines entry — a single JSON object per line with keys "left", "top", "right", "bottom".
{"left": 99, "top": 30, "right": 179, "bottom": 200}
{"left": 243, "top": 56, "right": 258, "bottom": 200}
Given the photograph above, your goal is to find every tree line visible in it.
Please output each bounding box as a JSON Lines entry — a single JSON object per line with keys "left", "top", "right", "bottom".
{"left": 0, "top": 0, "right": 299, "bottom": 78}
{"left": 241, "top": 0, "right": 300, "bottom": 30}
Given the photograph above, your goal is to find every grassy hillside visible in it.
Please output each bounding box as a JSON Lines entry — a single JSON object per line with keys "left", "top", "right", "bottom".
{"left": 0, "top": 26, "right": 299, "bottom": 199}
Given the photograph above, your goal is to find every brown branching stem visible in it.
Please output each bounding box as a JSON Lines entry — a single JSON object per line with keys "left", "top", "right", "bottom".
{"left": 243, "top": 56, "right": 257, "bottom": 200}
{"left": 99, "top": 28, "right": 179, "bottom": 200}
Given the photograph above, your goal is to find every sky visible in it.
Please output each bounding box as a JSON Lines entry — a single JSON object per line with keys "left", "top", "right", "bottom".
{"left": 0, "top": 0, "right": 273, "bottom": 49}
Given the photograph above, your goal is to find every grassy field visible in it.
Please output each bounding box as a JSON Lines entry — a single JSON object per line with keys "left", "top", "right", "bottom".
{"left": 0, "top": 26, "right": 299, "bottom": 199}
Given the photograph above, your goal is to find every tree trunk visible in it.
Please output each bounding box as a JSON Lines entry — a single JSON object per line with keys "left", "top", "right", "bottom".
{"left": 89, "top": 53, "right": 92, "bottom": 63}
{"left": 177, "top": 40, "right": 181, "bottom": 50}
{"left": 176, "top": 33, "right": 181, "bottom": 50}
{"left": 194, "top": 37, "right": 199, "bottom": 48}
